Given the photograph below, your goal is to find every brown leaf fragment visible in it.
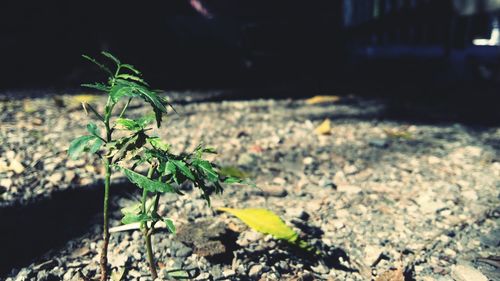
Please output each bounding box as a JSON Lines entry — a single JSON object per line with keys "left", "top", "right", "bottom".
{"left": 70, "top": 247, "right": 91, "bottom": 258}
{"left": 375, "top": 265, "right": 404, "bottom": 281}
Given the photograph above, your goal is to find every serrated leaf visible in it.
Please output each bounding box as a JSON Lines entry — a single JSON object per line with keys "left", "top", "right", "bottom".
{"left": 218, "top": 208, "right": 298, "bottom": 241}
{"left": 137, "top": 114, "right": 156, "bottom": 127}
{"left": 88, "top": 138, "right": 104, "bottom": 154}
{"left": 121, "top": 64, "right": 140, "bottom": 75}
{"left": 120, "top": 167, "right": 175, "bottom": 193}
{"left": 121, "top": 213, "right": 150, "bottom": 225}
{"left": 163, "top": 160, "right": 176, "bottom": 176}
{"left": 170, "top": 160, "right": 195, "bottom": 180}
{"left": 86, "top": 123, "right": 101, "bottom": 138}
{"left": 164, "top": 218, "right": 176, "bottom": 234}
{"left": 81, "top": 82, "right": 110, "bottom": 91}
{"left": 135, "top": 87, "right": 167, "bottom": 127}
{"left": 101, "top": 51, "right": 121, "bottom": 66}
{"left": 68, "top": 135, "right": 96, "bottom": 159}
{"left": 82, "top": 54, "right": 113, "bottom": 76}
{"left": 194, "top": 159, "right": 218, "bottom": 182}
{"left": 109, "top": 79, "right": 167, "bottom": 126}
{"left": 202, "top": 147, "right": 217, "bottom": 154}
{"left": 121, "top": 203, "right": 141, "bottom": 216}
{"left": 116, "top": 74, "right": 148, "bottom": 86}
{"left": 223, "top": 177, "right": 243, "bottom": 184}
{"left": 220, "top": 166, "right": 248, "bottom": 179}
{"left": 147, "top": 137, "right": 170, "bottom": 151}
{"left": 116, "top": 118, "right": 141, "bottom": 131}
{"left": 109, "top": 80, "right": 141, "bottom": 103}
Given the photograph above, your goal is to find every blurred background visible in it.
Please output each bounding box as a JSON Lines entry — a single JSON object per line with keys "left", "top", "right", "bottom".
{"left": 1, "top": 0, "right": 499, "bottom": 121}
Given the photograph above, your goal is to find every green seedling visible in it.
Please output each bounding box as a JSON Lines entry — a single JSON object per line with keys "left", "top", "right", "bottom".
{"left": 68, "top": 52, "right": 246, "bottom": 280}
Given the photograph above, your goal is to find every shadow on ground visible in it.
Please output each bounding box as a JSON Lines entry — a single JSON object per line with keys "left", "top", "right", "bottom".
{"left": 0, "top": 181, "right": 135, "bottom": 277}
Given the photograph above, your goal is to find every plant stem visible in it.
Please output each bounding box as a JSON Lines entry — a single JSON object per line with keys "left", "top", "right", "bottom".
{"left": 144, "top": 232, "right": 158, "bottom": 279}
{"left": 142, "top": 166, "right": 158, "bottom": 279}
{"left": 100, "top": 96, "right": 114, "bottom": 281}
{"left": 100, "top": 159, "right": 111, "bottom": 281}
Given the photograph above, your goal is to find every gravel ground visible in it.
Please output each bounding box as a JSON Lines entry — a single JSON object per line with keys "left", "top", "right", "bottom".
{"left": 1, "top": 93, "right": 499, "bottom": 280}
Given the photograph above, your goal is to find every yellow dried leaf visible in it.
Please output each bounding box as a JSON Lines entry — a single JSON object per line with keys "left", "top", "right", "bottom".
{"left": 218, "top": 208, "right": 298, "bottom": 242}
{"left": 315, "top": 119, "right": 332, "bottom": 135}
{"left": 383, "top": 129, "right": 412, "bottom": 140}
{"left": 305, "top": 95, "right": 340, "bottom": 105}
{"left": 71, "top": 94, "right": 101, "bottom": 104}
{"left": 110, "top": 267, "right": 126, "bottom": 281}
{"left": 23, "top": 99, "right": 37, "bottom": 113}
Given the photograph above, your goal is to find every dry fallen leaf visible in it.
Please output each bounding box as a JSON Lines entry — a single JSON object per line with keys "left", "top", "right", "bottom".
{"left": 71, "top": 94, "right": 101, "bottom": 104}
{"left": 70, "top": 247, "right": 91, "bottom": 258}
{"left": 315, "top": 119, "right": 332, "bottom": 135}
{"left": 375, "top": 264, "right": 404, "bottom": 281}
{"left": 383, "top": 128, "right": 412, "bottom": 140}
{"left": 305, "top": 95, "right": 340, "bottom": 105}
{"left": 110, "top": 267, "right": 126, "bottom": 281}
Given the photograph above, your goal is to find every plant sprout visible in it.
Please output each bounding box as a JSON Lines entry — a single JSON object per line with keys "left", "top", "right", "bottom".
{"left": 68, "top": 52, "right": 246, "bottom": 280}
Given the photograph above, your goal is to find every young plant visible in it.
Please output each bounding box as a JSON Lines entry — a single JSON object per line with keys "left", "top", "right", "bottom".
{"left": 68, "top": 52, "right": 246, "bottom": 280}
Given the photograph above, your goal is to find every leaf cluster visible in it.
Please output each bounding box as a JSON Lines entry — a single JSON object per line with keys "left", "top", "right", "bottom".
{"left": 68, "top": 52, "right": 247, "bottom": 234}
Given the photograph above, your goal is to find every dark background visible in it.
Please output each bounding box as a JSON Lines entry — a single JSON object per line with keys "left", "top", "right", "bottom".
{"left": 1, "top": 0, "right": 499, "bottom": 121}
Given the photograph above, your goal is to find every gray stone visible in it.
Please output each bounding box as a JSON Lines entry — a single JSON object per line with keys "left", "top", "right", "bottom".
{"left": 175, "top": 244, "right": 193, "bottom": 258}
{"left": 248, "top": 264, "right": 264, "bottom": 278}
{"left": 369, "top": 139, "right": 388, "bottom": 148}
{"left": 336, "top": 184, "right": 362, "bottom": 194}
{"left": 451, "top": 264, "right": 488, "bottom": 281}
{"left": 223, "top": 269, "right": 236, "bottom": 277}
{"left": 0, "top": 178, "right": 13, "bottom": 189}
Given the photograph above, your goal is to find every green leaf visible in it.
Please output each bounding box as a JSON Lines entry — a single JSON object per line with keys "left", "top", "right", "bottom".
{"left": 135, "top": 87, "right": 167, "bottom": 127}
{"left": 116, "top": 118, "right": 141, "bottom": 131}
{"left": 166, "top": 269, "right": 190, "bottom": 279}
{"left": 109, "top": 79, "right": 168, "bottom": 127}
{"left": 194, "top": 159, "right": 218, "bottom": 182}
{"left": 170, "top": 160, "right": 195, "bottom": 181}
{"left": 137, "top": 114, "right": 156, "bottom": 127}
{"left": 223, "top": 177, "right": 243, "bottom": 184}
{"left": 220, "top": 166, "right": 248, "bottom": 179}
{"left": 121, "top": 64, "right": 140, "bottom": 75}
{"left": 81, "top": 82, "right": 110, "bottom": 91}
{"left": 116, "top": 74, "right": 148, "bottom": 86}
{"left": 68, "top": 135, "right": 96, "bottom": 159}
{"left": 120, "top": 167, "right": 175, "bottom": 193}
{"left": 82, "top": 54, "right": 112, "bottom": 76}
{"left": 86, "top": 123, "right": 101, "bottom": 138}
{"left": 89, "top": 138, "right": 104, "bottom": 154}
{"left": 163, "top": 160, "right": 176, "bottom": 176}
{"left": 121, "top": 213, "right": 150, "bottom": 225}
{"left": 164, "top": 218, "right": 176, "bottom": 234}
{"left": 147, "top": 137, "right": 170, "bottom": 151}
{"left": 121, "top": 203, "right": 141, "bottom": 216}
{"left": 109, "top": 80, "right": 141, "bottom": 103}
{"left": 101, "top": 51, "right": 121, "bottom": 66}
{"left": 202, "top": 147, "right": 217, "bottom": 154}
